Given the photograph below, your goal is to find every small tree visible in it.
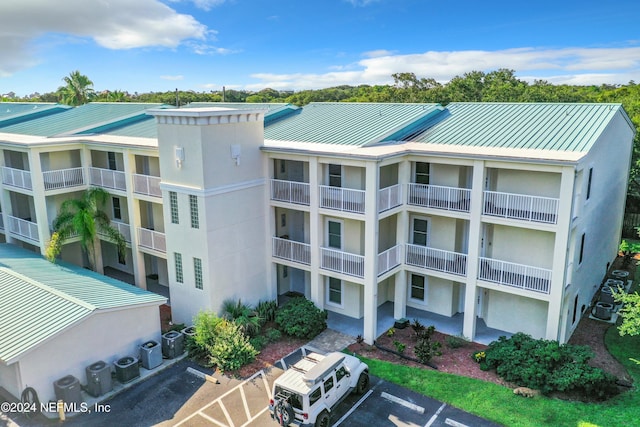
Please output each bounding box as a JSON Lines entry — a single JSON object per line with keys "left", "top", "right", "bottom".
{"left": 275, "top": 297, "right": 326, "bottom": 339}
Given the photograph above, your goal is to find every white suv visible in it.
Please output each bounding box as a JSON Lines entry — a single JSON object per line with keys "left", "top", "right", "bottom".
{"left": 269, "top": 351, "right": 369, "bottom": 427}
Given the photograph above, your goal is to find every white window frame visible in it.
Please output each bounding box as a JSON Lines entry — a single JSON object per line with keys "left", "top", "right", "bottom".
{"left": 408, "top": 273, "right": 427, "bottom": 304}
{"left": 413, "top": 161, "right": 430, "bottom": 185}
{"left": 175, "top": 252, "right": 183, "bottom": 284}
{"left": 112, "top": 197, "right": 122, "bottom": 220}
{"left": 326, "top": 276, "right": 344, "bottom": 308}
{"left": 107, "top": 151, "right": 117, "bottom": 171}
{"left": 194, "top": 257, "right": 203, "bottom": 290}
{"left": 169, "top": 191, "right": 179, "bottom": 224}
{"left": 325, "top": 218, "right": 344, "bottom": 250}
{"left": 410, "top": 216, "right": 431, "bottom": 247}
{"left": 189, "top": 194, "right": 199, "bottom": 229}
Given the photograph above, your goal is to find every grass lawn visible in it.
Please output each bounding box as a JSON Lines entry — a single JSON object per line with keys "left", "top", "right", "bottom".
{"left": 361, "top": 288, "right": 640, "bottom": 426}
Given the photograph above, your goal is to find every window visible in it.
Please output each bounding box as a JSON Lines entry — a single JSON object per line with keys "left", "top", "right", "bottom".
{"left": 328, "top": 164, "right": 342, "bottom": 187}
{"left": 309, "top": 388, "right": 322, "bottom": 406}
{"left": 175, "top": 253, "right": 183, "bottom": 283}
{"left": 415, "top": 162, "right": 430, "bottom": 184}
{"left": 170, "top": 192, "right": 179, "bottom": 224}
{"left": 410, "top": 274, "right": 426, "bottom": 302}
{"left": 586, "top": 167, "right": 593, "bottom": 200}
{"left": 112, "top": 197, "right": 121, "bottom": 220}
{"left": 323, "top": 376, "right": 334, "bottom": 393}
{"left": 579, "top": 233, "right": 586, "bottom": 264}
{"left": 194, "top": 257, "right": 203, "bottom": 289}
{"left": 190, "top": 195, "right": 199, "bottom": 229}
{"left": 572, "top": 294, "right": 579, "bottom": 324}
{"left": 107, "top": 152, "right": 117, "bottom": 170}
{"left": 336, "top": 366, "right": 347, "bottom": 382}
{"left": 412, "top": 218, "right": 429, "bottom": 246}
{"left": 327, "top": 277, "right": 342, "bottom": 306}
{"left": 327, "top": 220, "right": 342, "bottom": 249}
{"left": 281, "top": 213, "right": 286, "bottom": 227}
{"left": 282, "top": 265, "right": 288, "bottom": 278}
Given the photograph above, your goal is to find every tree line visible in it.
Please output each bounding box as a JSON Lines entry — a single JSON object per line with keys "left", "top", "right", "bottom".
{"left": 4, "top": 69, "right": 640, "bottom": 209}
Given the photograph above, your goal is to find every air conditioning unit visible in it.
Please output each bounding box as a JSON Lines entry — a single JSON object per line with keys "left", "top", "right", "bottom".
{"left": 139, "top": 340, "right": 162, "bottom": 370}
{"left": 611, "top": 270, "right": 629, "bottom": 281}
{"left": 181, "top": 326, "right": 196, "bottom": 338}
{"left": 114, "top": 356, "right": 140, "bottom": 384}
{"left": 600, "top": 286, "right": 615, "bottom": 305}
{"left": 53, "top": 375, "right": 82, "bottom": 407}
{"left": 162, "top": 331, "right": 184, "bottom": 359}
{"left": 85, "top": 361, "right": 113, "bottom": 397}
{"left": 593, "top": 302, "right": 614, "bottom": 320}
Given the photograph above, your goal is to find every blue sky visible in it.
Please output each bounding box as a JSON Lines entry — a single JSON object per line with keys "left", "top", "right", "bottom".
{"left": 1, "top": 0, "right": 640, "bottom": 97}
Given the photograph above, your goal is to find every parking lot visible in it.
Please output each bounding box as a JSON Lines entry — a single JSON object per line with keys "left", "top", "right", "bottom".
{"left": 23, "top": 347, "right": 497, "bottom": 427}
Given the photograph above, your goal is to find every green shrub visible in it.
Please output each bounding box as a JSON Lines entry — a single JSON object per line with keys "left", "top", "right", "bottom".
{"left": 249, "top": 335, "right": 269, "bottom": 351}
{"left": 264, "top": 327, "right": 282, "bottom": 343}
{"left": 275, "top": 297, "right": 326, "bottom": 339}
{"left": 190, "top": 311, "right": 224, "bottom": 362}
{"left": 208, "top": 319, "right": 258, "bottom": 372}
{"left": 393, "top": 340, "right": 406, "bottom": 354}
{"left": 221, "top": 298, "right": 262, "bottom": 337}
{"left": 446, "top": 335, "right": 468, "bottom": 349}
{"left": 481, "top": 332, "right": 618, "bottom": 398}
{"left": 256, "top": 300, "right": 278, "bottom": 323}
{"left": 414, "top": 325, "right": 442, "bottom": 364}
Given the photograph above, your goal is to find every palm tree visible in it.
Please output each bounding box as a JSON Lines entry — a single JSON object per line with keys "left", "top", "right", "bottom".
{"left": 57, "top": 71, "right": 95, "bottom": 106}
{"left": 46, "top": 187, "right": 126, "bottom": 272}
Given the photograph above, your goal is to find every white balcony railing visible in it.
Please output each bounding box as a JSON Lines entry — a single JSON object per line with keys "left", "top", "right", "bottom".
{"left": 90, "top": 167, "right": 127, "bottom": 192}
{"left": 272, "top": 236, "right": 311, "bottom": 265}
{"left": 405, "top": 244, "right": 467, "bottom": 276}
{"left": 137, "top": 227, "right": 166, "bottom": 253}
{"left": 43, "top": 167, "right": 85, "bottom": 190}
{"left": 378, "top": 244, "right": 402, "bottom": 276}
{"left": 478, "top": 257, "right": 552, "bottom": 294}
{"left": 483, "top": 191, "right": 559, "bottom": 224}
{"left": 133, "top": 174, "right": 162, "bottom": 198}
{"left": 98, "top": 221, "right": 132, "bottom": 243}
{"left": 8, "top": 215, "right": 38, "bottom": 243}
{"left": 270, "top": 179, "right": 310, "bottom": 205}
{"left": 407, "top": 183, "right": 471, "bottom": 213}
{"left": 319, "top": 185, "right": 365, "bottom": 214}
{"left": 321, "top": 247, "right": 365, "bottom": 278}
{"left": 2, "top": 167, "right": 32, "bottom": 190}
{"left": 378, "top": 184, "right": 403, "bottom": 213}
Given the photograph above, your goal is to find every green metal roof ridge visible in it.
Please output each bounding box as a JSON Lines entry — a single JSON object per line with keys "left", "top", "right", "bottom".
{"left": 0, "top": 104, "right": 72, "bottom": 128}
{"left": 72, "top": 104, "right": 174, "bottom": 136}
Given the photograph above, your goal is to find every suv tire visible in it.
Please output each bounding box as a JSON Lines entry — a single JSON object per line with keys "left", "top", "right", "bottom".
{"left": 315, "top": 410, "right": 330, "bottom": 427}
{"left": 274, "top": 400, "right": 294, "bottom": 426}
{"left": 355, "top": 372, "right": 369, "bottom": 395}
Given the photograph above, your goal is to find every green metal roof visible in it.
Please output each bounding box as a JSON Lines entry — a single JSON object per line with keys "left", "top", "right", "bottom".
{"left": 0, "top": 244, "right": 166, "bottom": 363}
{"left": 0, "top": 103, "right": 71, "bottom": 128}
{"left": 264, "top": 102, "right": 444, "bottom": 146}
{"left": 412, "top": 103, "right": 627, "bottom": 152}
{"left": 0, "top": 102, "right": 164, "bottom": 137}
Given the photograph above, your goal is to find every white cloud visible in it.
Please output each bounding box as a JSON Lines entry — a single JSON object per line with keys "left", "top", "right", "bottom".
{"left": 0, "top": 0, "right": 208, "bottom": 76}
{"left": 247, "top": 46, "right": 640, "bottom": 90}
{"left": 168, "top": 0, "right": 227, "bottom": 11}
{"left": 344, "top": 0, "right": 381, "bottom": 6}
{"left": 161, "top": 75, "right": 184, "bottom": 81}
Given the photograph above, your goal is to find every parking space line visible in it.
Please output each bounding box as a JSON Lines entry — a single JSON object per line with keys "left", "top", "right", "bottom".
{"left": 198, "top": 411, "right": 229, "bottom": 427}
{"left": 425, "top": 403, "right": 446, "bottom": 427}
{"left": 445, "top": 418, "right": 469, "bottom": 427}
{"left": 262, "top": 372, "right": 273, "bottom": 400}
{"left": 381, "top": 391, "right": 425, "bottom": 414}
{"left": 218, "top": 400, "right": 235, "bottom": 427}
{"left": 239, "top": 385, "right": 252, "bottom": 421}
{"left": 333, "top": 388, "right": 374, "bottom": 427}
{"left": 240, "top": 406, "right": 269, "bottom": 427}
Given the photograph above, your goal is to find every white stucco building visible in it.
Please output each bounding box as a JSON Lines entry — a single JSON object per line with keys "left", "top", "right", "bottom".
{"left": 0, "top": 101, "right": 634, "bottom": 348}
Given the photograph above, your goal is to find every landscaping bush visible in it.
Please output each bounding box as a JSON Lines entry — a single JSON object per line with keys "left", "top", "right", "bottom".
{"left": 189, "top": 311, "right": 225, "bottom": 362}
{"left": 414, "top": 325, "right": 442, "bottom": 364}
{"left": 446, "top": 335, "right": 468, "bottom": 349}
{"left": 479, "top": 332, "right": 618, "bottom": 398}
{"left": 275, "top": 297, "right": 326, "bottom": 339}
{"left": 264, "top": 327, "right": 282, "bottom": 343}
{"left": 221, "top": 299, "right": 262, "bottom": 337}
{"left": 208, "top": 319, "right": 258, "bottom": 372}
{"left": 256, "top": 299, "right": 278, "bottom": 324}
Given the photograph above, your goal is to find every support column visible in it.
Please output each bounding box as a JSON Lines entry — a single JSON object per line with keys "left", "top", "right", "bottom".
{"left": 0, "top": 151, "right": 15, "bottom": 244}
{"left": 394, "top": 159, "right": 410, "bottom": 320}
{"left": 28, "top": 150, "right": 52, "bottom": 257}
{"left": 265, "top": 156, "right": 278, "bottom": 299}
{"left": 309, "top": 157, "right": 323, "bottom": 307}
{"left": 123, "top": 150, "right": 146, "bottom": 288}
{"left": 547, "top": 166, "right": 575, "bottom": 341}
{"left": 463, "top": 160, "right": 485, "bottom": 340}
{"left": 363, "top": 161, "right": 379, "bottom": 344}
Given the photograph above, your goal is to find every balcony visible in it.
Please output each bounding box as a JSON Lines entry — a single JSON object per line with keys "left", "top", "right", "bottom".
{"left": 43, "top": 167, "right": 85, "bottom": 191}
{"left": 478, "top": 257, "right": 551, "bottom": 294}
{"left": 99, "top": 221, "right": 132, "bottom": 243}
{"left": 133, "top": 174, "right": 162, "bottom": 198}
{"left": 2, "top": 167, "right": 32, "bottom": 190}
{"left": 90, "top": 167, "right": 127, "bottom": 192}
{"left": 272, "top": 236, "right": 311, "bottom": 265}
{"left": 483, "top": 191, "right": 559, "bottom": 224}
{"left": 378, "top": 184, "right": 403, "bottom": 213}
{"left": 8, "top": 215, "right": 38, "bottom": 243}
{"left": 405, "top": 244, "right": 467, "bottom": 276}
{"left": 378, "top": 244, "right": 402, "bottom": 276}
{"left": 407, "top": 183, "right": 471, "bottom": 213}
{"left": 270, "top": 179, "right": 310, "bottom": 206}
{"left": 0, "top": 215, "right": 3, "bottom": 230}
{"left": 137, "top": 227, "right": 166, "bottom": 253}
{"left": 319, "top": 186, "right": 365, "bottom": 214}
{"left": 321, "top": 247, "right": 365, "bottom": 278}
